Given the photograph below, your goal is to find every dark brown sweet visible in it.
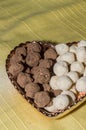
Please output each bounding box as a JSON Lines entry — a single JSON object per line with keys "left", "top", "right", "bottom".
{"left": 25, "top": 83, "right": 40, "bottom": 98}
{"left": 26, "top": 41, "right": 41, "bottom": 53}
{"left": 39, "top": 59, "right": 53, "bottom": 68}
{"left": 8, "top": 63, "right": 24, "bottom": 77}
{"left": 34, "top": 91, "right": 51, "bottom": 108}
{"left": 15, "top": 46, "right": 26, "bottom": 56}
{"left": 33, "top": 67, "right": 50, "bottom": 84}
{"left": 17, "top": 72, "right": 33, "bottom": 88}
{"left": 44, "top": 48, "right": 57, "bottom": 60}
{"left": 26, "top": 52, "right": 41, "bottom": 67}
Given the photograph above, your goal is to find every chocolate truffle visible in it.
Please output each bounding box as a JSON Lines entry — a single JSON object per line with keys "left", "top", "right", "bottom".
{"left": 17, "top": 72, "right": 33, "bottom": 88}
{"left": 25, "top": 83, "right": 40, "bottom": 98}
{"left": 8, "top": 63, "right": 24, "bottom": 77}
{"left": 26, "top": 41, "right": 41, "bottom": 53}
{"left": 26, "top": 52, "right": 41, "bottom": 67}
{"left": 44, "top": 48, "right": 57, "bottom": 60}
{"left": 34, "top": 91, "right": 50, "bottom": 108}
{"left": 33, "top": 67, "right": 50, "bottom": 84}
{"left": 39, "top": 59, "right": 53, "bottom": 68}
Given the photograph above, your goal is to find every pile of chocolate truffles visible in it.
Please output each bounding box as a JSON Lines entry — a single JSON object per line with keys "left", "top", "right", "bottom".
{"left": 8, "top": 41, "right": 58, "bottom": 108}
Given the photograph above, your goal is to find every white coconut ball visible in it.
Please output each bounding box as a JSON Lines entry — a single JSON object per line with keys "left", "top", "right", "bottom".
{"left": 56, "top": 76, "right": 73, "bottom": 90}
{"left": 76, "top": 76, "right": 86, "bottom": 92}
{"left": 71, "top": 61, "right": 84, "bottom": 75}
{"left": 61, "top": 91, "right": 76, "bottom": 102}
{"left": 56, "top": 52, "right": 75, "bottom": 64}
{"left": 49, "top": 76, "right": 59, "bottom": 90}
{"left": 78, "top": 40, "right": 86, "bottom": 47}
{"left": 44, "top": 95, "right": 70, "bottom": 112}
{"left": 83, "top": 67, "right": 86, "bottom": 76}
{"left": 76, "top": 46, "right": 86, "bottom": 62}
{"left": 67, "top": 71, "right": 79, "bottom": 83}
{"left": 53, "top": 95, "right": 70, "bottom": 110}
{"left": 53, "top": 61, "right": 68, "bottom": 76}
{"left": 55, "top": 43, "right": 69, "bottom": 55}
{"left": 69, "top": 44, "right": 77, "bottom": 54}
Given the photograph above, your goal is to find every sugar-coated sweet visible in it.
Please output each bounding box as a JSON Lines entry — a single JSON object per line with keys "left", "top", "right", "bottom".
{"left": 55, "top": 43, "right": 69, "bottom": 55}
{"left": 71, "top": 61, "right": 84, "bottom": 75}
{"left": 56, "top": 52, "right": 75, "bottom": 64}
{"left": 76, "top": 77, "right": 86, "bottom": 92}
{"left": 76, "top": 46, "right": 86, "bottom": 62}
{"left": 61, "top": 90, "right": 76, "bottom": 102}
{"left": 56, "top": 76, "right": 73, "bottom": 90}
{"left": 53, "top": 61, "right": 68, "bottom": 76}
{"left": 45, "top": 95, "right": 70, "bottom": 112}
{"left": 49, "top": 76, "right": 59, "bottom": 90}
{"left": 67, "top": 71, "right": 79, "bottom": 83}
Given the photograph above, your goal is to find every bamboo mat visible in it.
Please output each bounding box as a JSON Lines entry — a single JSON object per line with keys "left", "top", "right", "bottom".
{"left": 0, "top": 0, "right": 86, "bottom": 129}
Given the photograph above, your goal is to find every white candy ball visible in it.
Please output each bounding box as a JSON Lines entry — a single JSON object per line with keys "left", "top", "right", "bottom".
{"left": 56, "top": 76, "right": 73, "bottom": 90}
{"left": 76, "top": 77, "right": 86, "bottom": 92}
{"left": 49, "top": 76, "right": 59, "bottom": 90}
{"left": 78, "top": 40, "right": 86, "bottom": 47}
{"left": 55, "top": 43, "right": 69, "bottom": 55}
{"left": 76, "top": 46, "right": 86, "bottom": 62}
{"left": 71, "top": 61, "right": 84, "bottom": 75}
{"left": 69, "top": 45, "right": 77, "bottom": 54}
{"left": 61, "top": 91, "right": 76, "bottom": 102}
{"left": 53, "top": 95, "right": 70, "bottom": 110}
{"left": 53, "top": 61, "right": 68, "bottom": 76}
{"left": 67, "top": 71, "right": 79, "bottom": 83}
{"left": 56, "top": 52, "right": 75, "bottom": 64}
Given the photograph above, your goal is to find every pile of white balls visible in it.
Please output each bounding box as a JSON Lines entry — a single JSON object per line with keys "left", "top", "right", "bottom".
{"left": 45, "top": 40, "right": 86, "bottom": 112}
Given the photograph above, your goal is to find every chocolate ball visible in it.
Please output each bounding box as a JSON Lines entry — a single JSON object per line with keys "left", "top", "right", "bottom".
{"left": 25, "top": 83, "right": 40, "bottom": 98}
{"left": 34, "top": 91, "right": 51, "bottom": 108}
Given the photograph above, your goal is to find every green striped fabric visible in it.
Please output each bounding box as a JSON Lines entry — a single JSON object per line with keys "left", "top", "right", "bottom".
{"left": 0, "top": 0, "right": 86, "bottom": 129}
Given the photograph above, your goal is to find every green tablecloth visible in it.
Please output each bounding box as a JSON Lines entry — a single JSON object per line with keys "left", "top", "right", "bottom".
{"left": 0, "top": 0, "right": 86, "bottom": 129}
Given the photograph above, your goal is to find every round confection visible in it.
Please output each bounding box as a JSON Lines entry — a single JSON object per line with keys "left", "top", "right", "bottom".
{"left": 34, "top": 91, "right": 50, "bottom": 108}
{"left": 33, "top": 67, "right": 50, "bottom": 84}
{"left": 26, "top": 52, "right": 41, "bottom": 67}
{"left": 56, "top": 52, "right": 75, "bottom": 64}
{"left": 8, "top": 63, "right": 24, "bottom": 77}
{"left": 71, "top": 61, "right": 84, "bottom": 75}
{"left": 26, "top": 41, "right": 41, "bottom": 52}
{"left": 53, "top": 61, "right": 68, "bottom": 76}
{"left": 53, "top": 95, "right": 70, "bottom": 110}
{"left": 69, "top": 44, "right": 77, "bottom": 54}
{"left": 25, "top": 83, "right": 40, "bottom": 98}
{"left": 45, "top": 94, "right": 70, "bottom": 112}
{"left": 56, "top": 76, "right": 73, "bottom": 90}
{"left": 67, "top": 71, "right": 79, "bottom": 83}
{"left": 17, "top": 72, "right": 33, "bottom": 88}
{"left": 76, "top": 46, "right": 86, "bottom": 62}
{"left": 55, "top": 43, "right": 69, "bottom": 55}
{"left": 76, "top": 76, "right": 86, "bottom": 92}
{"left": 39, "top": 59, "right": 53, "bottom": 68}
{"left": 44, "top": 48, "right": 57, "bottom": 60}
{"left": 78, "top": 40, "right": 86, "bottom": 47}
{"left": 49, "top": 76, "right": 59, "bottom": 90}
{"left": 61, "top": 91, "right": 76, "bottom": 102}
